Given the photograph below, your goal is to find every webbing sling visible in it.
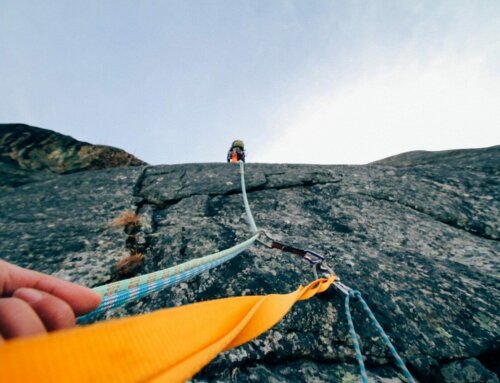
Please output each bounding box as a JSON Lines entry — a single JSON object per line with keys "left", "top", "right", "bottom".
{"left": 0, "top": 276, "right": 335, "bottom": 383}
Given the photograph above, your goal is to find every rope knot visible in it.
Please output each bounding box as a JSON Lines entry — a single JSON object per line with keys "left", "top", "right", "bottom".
{"left": 348, "top": 289, "right": 362, "bottom": 299}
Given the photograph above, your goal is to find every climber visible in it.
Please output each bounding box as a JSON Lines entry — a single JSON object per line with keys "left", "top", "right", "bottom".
{"left": 227, "top": 139, "right": 246, "bottom": 163}
{"left": 0, "top": 259, "right": 101, "bottom": 341}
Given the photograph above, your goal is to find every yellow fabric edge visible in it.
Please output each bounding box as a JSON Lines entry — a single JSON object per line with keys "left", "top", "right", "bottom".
{"left": 0, "top": 276, "right": 335, "bottom": 383}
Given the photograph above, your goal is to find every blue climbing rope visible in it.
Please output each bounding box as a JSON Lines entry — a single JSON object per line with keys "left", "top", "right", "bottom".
{"left": 344, "top": 288, "right": 416, "bottom": 383}
{"left": 77, "top": 238, "right": 258, "bottom": 323}
{"left": 344, "top": 291, "right": 369, "bottom": 383}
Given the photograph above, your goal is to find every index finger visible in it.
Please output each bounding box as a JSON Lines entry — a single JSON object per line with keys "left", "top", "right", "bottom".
{"left": 0, "top": 260, "right": 101, "bottom": 316}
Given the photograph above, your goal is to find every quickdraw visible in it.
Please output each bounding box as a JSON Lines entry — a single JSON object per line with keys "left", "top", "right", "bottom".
{"left": 256, "top": 231, "right": 335, "bottom": 280}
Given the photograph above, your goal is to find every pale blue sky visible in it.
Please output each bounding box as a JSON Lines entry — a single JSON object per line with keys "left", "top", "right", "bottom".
{"left": 1, "top": 1, "right": 499, "bottom": 164}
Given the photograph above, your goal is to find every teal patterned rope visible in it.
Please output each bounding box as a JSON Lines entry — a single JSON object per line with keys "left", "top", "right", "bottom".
{"left": 78, "top": 233, "right": 259, "bottom": 323}
{"left": 93, "top": 234, "right": 258, "bottom": 297}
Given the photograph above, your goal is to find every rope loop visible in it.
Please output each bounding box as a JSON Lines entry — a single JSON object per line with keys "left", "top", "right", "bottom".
{"left": 344, "top": 290, "right": 369, "bottom": 383}
{"left": 349, "top": 289, "right": 362, "bottom": 299}
{"left": 344, "top": 288, "right": 416, "bottom": 383}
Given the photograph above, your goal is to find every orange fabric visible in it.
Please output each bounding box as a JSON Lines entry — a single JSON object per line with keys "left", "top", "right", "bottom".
{"left": 0, "top": 276, "right": 335, "bottom": 383}
{"left": 231, "top": 153, "right": 238, "bottom": 163}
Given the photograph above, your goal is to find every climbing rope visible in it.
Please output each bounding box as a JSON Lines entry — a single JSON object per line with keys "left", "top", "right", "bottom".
{"left": 341, "top": 284, "right": 416, "bottom": 383}
{"left": 344, "top": 289, "right": 369, "bottom": 383}
{"left": 78, "top": 233, "right": 259, "bottom": 322}
{"left": 239, "top": 160, "right": 258, "bottom": 233}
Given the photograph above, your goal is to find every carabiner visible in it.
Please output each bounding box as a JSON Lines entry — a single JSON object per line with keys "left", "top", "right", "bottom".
{"left": 303, "top": 249, "right": 325, "bottom": 266}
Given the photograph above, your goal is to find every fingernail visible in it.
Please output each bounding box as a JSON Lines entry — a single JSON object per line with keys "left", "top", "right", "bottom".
{"left": 15, "top": 288, "right": 43, "bottom": 304}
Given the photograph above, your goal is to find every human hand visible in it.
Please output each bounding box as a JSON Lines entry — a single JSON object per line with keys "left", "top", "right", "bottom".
{"left": 0, "top": 259, "right": 102, "bottom": 342}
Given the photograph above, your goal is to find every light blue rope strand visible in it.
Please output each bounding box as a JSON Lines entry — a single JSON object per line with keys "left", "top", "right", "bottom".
{"left": 103, "top": 252, "right": 236, "bottom": 313}
{"left": 350, "top": 290, "right": 416, "bottom": 383}
{"left": 78, "top": 248, "right": 246, "bottom": 323}
{"left": 346, "top": 289, "right": 416, "bottom": 383}
{"left": 345, "top": 292, "right": 369, "bottom": 383}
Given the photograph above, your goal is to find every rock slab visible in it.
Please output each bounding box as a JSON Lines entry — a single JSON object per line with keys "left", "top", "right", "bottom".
{"left": 0, "top": 143, "right": 499, "bottom": 382}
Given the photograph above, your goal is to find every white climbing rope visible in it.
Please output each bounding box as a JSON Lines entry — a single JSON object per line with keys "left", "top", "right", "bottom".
{"left": 239, "top": 160, "right": 258, "bottom": 233}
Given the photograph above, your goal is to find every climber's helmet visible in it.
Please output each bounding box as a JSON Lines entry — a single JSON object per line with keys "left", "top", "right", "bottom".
{"left": 231, "top": 140, "right": 244, "bottom": 150}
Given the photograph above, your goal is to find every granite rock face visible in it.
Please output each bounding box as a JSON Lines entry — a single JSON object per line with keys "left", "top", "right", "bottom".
{"left": 0, "top": 142, "right": 498, "bottom": 383}
{"left": 373, "top": 145, "right": 499, "bottom": 171}
{"left": 0, "top": 124, "right": 146, "bottom": 187}
{"left": 438, "top": 358, "right": 499, "bottom": 383}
